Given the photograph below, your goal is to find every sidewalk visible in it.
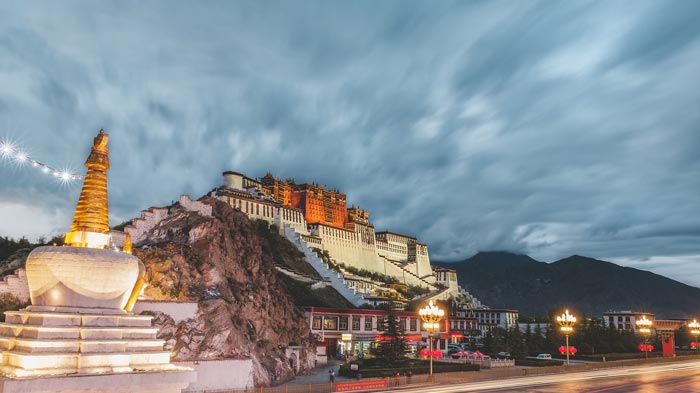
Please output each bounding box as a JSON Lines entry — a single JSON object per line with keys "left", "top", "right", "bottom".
{"left": 283, "top": 360, "right": 355, "bottom": 386}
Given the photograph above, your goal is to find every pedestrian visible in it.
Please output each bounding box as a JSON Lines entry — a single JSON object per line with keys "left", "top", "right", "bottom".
{"left": 395, "top": 372, "right": 400, "bottom": 386}
{"left": 329, "top": 368, "right": 335, "bottom": 383}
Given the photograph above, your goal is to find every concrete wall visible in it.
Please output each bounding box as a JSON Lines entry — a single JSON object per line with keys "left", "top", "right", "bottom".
{"left": 133, "top": 300, "right": 198, "bottom": 323}
{"left": 0, "top": 269, "right": 29, "bottom": 302}
{"left": 177, "top": 359, "right": 254, "bottom": 392}
{"left": 178, "top": 195, "right": 212, "bottom": 217}
{"left": 125, "top": 207, "right": 169, "bottom": 244}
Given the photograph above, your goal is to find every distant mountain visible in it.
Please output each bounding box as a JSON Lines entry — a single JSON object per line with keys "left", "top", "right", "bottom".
{"left": 434, "top": 251, "right": 700, "bottom": 319}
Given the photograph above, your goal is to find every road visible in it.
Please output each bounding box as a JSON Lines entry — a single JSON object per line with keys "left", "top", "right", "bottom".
{"left": 379, "top": 360, "right": 700, "bottom": 392}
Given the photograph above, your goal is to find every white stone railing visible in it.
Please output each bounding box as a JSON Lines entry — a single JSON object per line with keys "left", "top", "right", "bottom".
{"left": 283, "top": 225, "right": 366, "bottom": 307}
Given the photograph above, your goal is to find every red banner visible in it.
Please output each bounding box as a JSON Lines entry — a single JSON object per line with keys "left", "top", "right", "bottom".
{"left": 335, "top": 379, "right": 389, "bottom": 392}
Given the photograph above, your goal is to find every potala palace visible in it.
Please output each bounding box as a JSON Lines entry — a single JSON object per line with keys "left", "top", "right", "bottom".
{"left": 213, "top": 171, "right": 482, "bottom": 310}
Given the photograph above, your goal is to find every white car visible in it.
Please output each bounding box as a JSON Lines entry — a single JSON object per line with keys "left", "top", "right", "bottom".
{"left": 536, "top": 354, "right": 552, "bottom": 360}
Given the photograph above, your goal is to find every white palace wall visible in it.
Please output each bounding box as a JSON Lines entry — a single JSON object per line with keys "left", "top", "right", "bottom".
{"left": 0, "top": 269, "right": 29, "bottom": 302}
{"left": 177, "top": 359, "right": 254, "bottom": 392}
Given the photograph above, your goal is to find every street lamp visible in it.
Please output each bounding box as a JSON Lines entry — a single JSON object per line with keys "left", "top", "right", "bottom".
{"left": 556, "top": 309, "right": 576, "bottom": 366}
{"left": 688, "top": 319, "right": 700, "bottom": 356}
{"left": 636, "top": 315, "right": 653, "bottom": 359}
{"left": 419, "top": 300, "right": 444, "bottom": 381}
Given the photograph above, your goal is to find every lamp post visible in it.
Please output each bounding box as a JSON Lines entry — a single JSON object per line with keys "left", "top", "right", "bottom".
{"left": 688, "top": 319, "right": 700, "bottom": 356}
{"left": 636, "top": 315, "right": 653, "bottom": 359}
{"left": 419, "top": 300, "right": 444, "bottom": 381}
{"left": 556, "top": 309, "right": 576, "bottom": 366}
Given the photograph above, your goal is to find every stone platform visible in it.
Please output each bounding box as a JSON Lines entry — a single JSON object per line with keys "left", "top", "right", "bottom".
{"left": 0, "top": 369, "right": 196, "bottom": 393}
{"left": 0, "top": 308, "right": 180, "bottom": 378}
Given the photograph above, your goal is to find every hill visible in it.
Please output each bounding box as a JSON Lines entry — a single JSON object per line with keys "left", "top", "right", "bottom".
{"left": 0, "top": 197, "right": 352, "bottom": 386}
{"left": 435, "top": 251, "right": 700, "bottom": 319}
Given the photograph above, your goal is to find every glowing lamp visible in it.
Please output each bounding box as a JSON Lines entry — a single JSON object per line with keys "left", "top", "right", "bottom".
{"left": 418, "top": 300, "right": 444, "bottom": 380}
{"left": 556, "top": 309, "right": 576, "bottom": 365}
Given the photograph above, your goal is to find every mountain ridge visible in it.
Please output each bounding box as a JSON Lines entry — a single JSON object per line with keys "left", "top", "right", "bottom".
{"left": 434, "top": 251, "right": 700, "bottom": 318}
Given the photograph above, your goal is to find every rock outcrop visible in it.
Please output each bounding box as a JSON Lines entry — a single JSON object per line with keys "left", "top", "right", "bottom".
{"left": 132, "top": 197, "right": 316, "bottom": 386}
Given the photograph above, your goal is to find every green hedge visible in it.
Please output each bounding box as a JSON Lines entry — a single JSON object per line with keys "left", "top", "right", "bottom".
{"left": 515, "top": 359, "right": 564, "bottom": 367}
{"left": 338, "top": 360, "right": 479, "bottom": 378}
{"left": 570, "top": 352, "right": 662, "bottom": 362}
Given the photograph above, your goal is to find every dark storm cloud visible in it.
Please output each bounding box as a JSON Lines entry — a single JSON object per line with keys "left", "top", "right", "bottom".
{"left": 0, "top": 1, "right": 698, "bottom": 284}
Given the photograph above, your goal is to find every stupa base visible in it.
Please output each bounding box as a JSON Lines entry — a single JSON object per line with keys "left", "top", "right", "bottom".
{"left": 0, "top": 369, "right": 196, "bottom": 393}
{"left": 0, "top": 308, "right": 182, "bottom": 379}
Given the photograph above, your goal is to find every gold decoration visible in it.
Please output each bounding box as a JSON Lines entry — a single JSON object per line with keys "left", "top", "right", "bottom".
{"left": 64, "top": 129, "right": 111, "bottom": 248}
{"left": 123, "top": 233, "right": 132, "bottom": 254}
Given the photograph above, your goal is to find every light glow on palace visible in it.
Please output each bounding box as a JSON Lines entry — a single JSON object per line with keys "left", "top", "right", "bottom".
{"left": 0, "top": 138, "right": 83, "bottom": 182}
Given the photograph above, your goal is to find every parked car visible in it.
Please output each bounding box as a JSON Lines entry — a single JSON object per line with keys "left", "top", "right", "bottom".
{"left": 535, "top": 353, "right": 552, "bottom": 360}
{"left": 497, "top": 352, "right": 511, "bottom": 359}
{"left": 447, "top": 345, "right": 462, "bottom": 355}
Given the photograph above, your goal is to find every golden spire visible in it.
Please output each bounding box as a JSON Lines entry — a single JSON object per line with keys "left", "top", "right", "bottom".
{"left": 64, "top": 129, "right": 111, "bottom": 248}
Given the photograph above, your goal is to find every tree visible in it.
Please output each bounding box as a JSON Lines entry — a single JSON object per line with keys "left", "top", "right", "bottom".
{"left": 378, "top": 303, "right": 407, "bottom": 364}
{"left": 483, "top": 327, "right": 506, "bottom": 354}
{"left": 544, "top": 321, "right": 561, "bottom": 353}
{"left": 506, "top": 325, "right": 527, "bottom": 358}
{"left": 524, "top": 323, "right": 533, "bottom": 354}
{"left": 531, "top": 323, "right": 546, "bottom": 354}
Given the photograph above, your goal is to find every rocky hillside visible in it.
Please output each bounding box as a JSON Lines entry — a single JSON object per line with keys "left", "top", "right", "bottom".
{"left": 435, "top": 251, "right": 700, "bottom": 318}
{"left": 130, "top": 197, "right": 322, "bottom": 386}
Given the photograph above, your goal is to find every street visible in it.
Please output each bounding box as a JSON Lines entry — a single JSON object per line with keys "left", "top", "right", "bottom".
{"left": 376, "top": 359, "right": 700, "bottom": 392}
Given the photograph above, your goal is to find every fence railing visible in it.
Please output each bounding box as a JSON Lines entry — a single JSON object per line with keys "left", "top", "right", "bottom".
{"left": 194, "top": 354, "right": 700, "bottom": 393}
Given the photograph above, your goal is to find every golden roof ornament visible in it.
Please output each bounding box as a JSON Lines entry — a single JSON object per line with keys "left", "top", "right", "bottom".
{"left": 64, "top": 129, "right": 111, "bottom": 248}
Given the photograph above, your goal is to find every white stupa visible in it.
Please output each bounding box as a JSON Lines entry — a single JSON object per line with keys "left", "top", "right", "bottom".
{"left": 0, "top": 130, "right": 195, "bottom": 393}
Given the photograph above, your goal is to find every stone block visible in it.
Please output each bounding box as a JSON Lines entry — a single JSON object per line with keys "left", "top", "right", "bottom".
{"left": 80, "top": 340, "right": 127, "bottom": 353}
{"left": 0, "top": 369, "right": 196, "bottom": 393}
{"left": 13, "top": 338, "right": 80, "bottom": 353}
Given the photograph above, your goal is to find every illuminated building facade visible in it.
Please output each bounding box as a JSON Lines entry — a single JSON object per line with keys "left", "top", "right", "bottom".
{"left": 216, "top": 171, "right": 438, "bottom": 287}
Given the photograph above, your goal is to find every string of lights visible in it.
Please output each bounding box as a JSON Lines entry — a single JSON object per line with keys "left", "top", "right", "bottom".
{"left": 0, "top": 139, "right": 84, "bottom": 181}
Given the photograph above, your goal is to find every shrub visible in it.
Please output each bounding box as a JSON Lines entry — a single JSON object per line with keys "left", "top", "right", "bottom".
{"left": 515, "top": 358, "right": 564, "bottom": 367}
{"left": 338, "top": 360, "right": 479, "bottom": 378}
{"left": 0, "top": 293, "right": 29, "bottom": 322}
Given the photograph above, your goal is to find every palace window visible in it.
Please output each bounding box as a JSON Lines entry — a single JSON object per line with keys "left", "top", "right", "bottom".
{"left": 323, "top": 317, "right": 338, "bottom": 330}
{"left": 339, "top": 317, "right": 348, "bottom": 331}
{"left": 312, "top": 316, "right": 322, "bottom": 330}
{"left": 352, "top": 316, "right": 360, "bottom": 331}
{"left": 364, "top": 317, "right": 373, "bottom": 331}
{"left": 400, "top": 317, "right": 407, "bottom": 331}
{"left": 410, "top": 318, "right": 417, "bottom": 331}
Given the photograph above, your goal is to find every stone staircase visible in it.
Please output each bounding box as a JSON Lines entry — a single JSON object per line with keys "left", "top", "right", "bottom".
{"left": 283, "top": 226, "right": 367, "bottom": 307}
{"left": 386, "top": 259, "right": 435, "bottom": 289}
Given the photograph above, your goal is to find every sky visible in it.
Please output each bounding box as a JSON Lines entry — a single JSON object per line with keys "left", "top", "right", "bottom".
{"left": 0, "top": 1, "right": 699, "bottom": 285}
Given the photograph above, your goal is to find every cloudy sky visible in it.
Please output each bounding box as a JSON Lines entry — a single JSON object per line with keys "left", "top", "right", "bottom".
{"left": 1, "top": 1, "right": 699, "bottom": 284}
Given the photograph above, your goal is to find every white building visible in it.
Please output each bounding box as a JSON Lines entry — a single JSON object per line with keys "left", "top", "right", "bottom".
{"left": 603, "top": 311, "right": 655, "bottom": 333}
{"left": 459, "top": 308, "right": 519, "bottom": 335}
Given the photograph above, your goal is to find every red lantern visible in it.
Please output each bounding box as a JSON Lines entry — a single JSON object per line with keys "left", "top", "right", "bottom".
{"left": 420, "top": 349, "right": 429, "bottom": 357}
{"left": 432, "top": 350, "right": 443, "bottom": 358}
{"left": 647, "top": 345, "right": 654, "bottom": 352}
{"left": 638, "top": 344, "right": 646, "bottom": 352}
{"left": 692, "top": 342, "right": 697, "bottom": 348}
{"left": 569, "top": 346, "right": 577, "bottom": 355}
{"left": 558, "top": 346, "right": 567, "bottom": 355}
